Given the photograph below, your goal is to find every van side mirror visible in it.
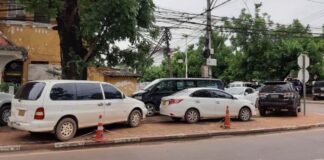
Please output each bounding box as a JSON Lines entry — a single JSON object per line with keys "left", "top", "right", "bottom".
{"left": 122, "top": 94, "right": 126, "bottom": 99}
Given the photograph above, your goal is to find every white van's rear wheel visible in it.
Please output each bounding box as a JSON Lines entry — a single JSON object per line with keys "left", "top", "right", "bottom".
{"left": 128, "top": 110, "right": 142, "bottom": 127}
{"left": 55, "top": 118, "right": 77, "bottom": 141}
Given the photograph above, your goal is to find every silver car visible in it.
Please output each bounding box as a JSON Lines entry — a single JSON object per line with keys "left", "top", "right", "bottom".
{"left": 0, "top": 92, "right": 13, "bottom": 126}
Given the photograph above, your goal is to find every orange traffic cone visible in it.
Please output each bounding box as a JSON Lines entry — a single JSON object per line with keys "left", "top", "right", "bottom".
{"left": 224, "top": 106, "right": 231, "bottom": 129}
{"left": 95, "top": 114, "right": 104, "bottom": 141}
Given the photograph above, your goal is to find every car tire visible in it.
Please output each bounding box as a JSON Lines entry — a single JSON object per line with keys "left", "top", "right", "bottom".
{"left": 0, "top": 105, "right": 11, "bottom": 126}
{"left": 55, "top": 118, "right": 77, "bottom": 141}
{"left": 145, "top": 103, "right": 156, "bottom": 117}
{"left": 259, "top": 108, "right": 266, "bottom": 117}
{"left": 171, "top": 117, "right": 182, "bottom": 122}
{"left": 185, "top": 108, "right": 200, "bottom": 123}
{"left": 238, "top": 107, "right": 252, "bottom": 121}
{"left": 291, "top": 107, "right": 298, "bottom": 117}
{"left": 313, "top": 96, "right": 317, "bottom": 101}
{"left": 128, "top": 109, "right": 142, "bottom": 127}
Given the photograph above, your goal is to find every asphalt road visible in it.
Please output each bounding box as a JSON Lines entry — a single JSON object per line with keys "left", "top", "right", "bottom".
{"left": 2, "top": 128, "right": 324, "bottom": 160}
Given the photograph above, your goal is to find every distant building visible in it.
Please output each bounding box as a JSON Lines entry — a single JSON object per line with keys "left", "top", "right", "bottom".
{"left": 0, "top": 0, "right": 61, "bottom": 85}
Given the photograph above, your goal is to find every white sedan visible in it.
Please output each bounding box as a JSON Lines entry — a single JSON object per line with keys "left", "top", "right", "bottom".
{"left": 160, "top": 88, "right": 256, "bottom": 123}
{"left": 225, "top": 87, "right": 259, "bottom": 106}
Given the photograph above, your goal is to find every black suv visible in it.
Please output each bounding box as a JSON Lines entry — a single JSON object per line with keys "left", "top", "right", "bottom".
{"left": 313, "top": 80, "right": 324, "bottom": 100}
{"left": 258, "top": 81, "right": 301, "bottom": 116}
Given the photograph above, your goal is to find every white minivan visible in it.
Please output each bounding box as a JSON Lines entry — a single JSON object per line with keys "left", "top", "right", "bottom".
{"left": 9, "top": 80, "right": 147, "bottom": 141}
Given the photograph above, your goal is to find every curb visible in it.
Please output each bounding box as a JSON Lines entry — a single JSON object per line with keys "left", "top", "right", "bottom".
{"left": 1, "top": 123, "right": 324, "bottom": 153}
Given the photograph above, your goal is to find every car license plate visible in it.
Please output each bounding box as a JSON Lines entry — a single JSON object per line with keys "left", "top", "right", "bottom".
{"left": 18, "top": 110, "right": 26, "bottom": 117}
{"left": 271, "top": 94, "right": 279, "bottom": 98}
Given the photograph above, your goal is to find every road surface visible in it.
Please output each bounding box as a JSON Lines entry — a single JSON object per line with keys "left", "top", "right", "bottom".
{"left": 1, "top": 128, "right": 324, "bottom": 160}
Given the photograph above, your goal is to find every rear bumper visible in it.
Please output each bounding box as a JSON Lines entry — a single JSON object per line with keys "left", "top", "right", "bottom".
{"left": 8, "top": 117, "right": 55, "bottom": 132}
{"left": 259, "top": 100, "right": 296, "bottom": 110}
{"left": 160, "top": 105, "right": 184, "bottom": 118}
{"left": 313, "top": 93, "right": 324, "bottom": 97}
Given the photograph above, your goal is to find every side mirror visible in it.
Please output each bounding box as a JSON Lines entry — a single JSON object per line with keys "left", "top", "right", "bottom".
{"left": 244, "top": 92, "right": 248, "bottom": 95}
{"left": 122, "top": 94, "right": 126, "bottom": 99}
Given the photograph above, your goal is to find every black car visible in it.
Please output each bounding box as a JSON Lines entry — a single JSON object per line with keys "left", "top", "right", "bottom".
{"left": 132, "top": 78, "right": 224, "bottom": 116}
{"left": 258, "top": 81, "right": 301, "bottom": 116}
{"left": 312, "top": 80, "right": 324, "bottom": 100}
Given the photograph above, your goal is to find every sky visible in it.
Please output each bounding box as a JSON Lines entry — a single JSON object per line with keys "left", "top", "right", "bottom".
{"left": 153, "top": 0, "right": 324, "bottom": 50}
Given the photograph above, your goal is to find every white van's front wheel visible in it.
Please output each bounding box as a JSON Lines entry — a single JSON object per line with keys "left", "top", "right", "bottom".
{"left": 55, "top": 118, "right": 77, "bottom": 141}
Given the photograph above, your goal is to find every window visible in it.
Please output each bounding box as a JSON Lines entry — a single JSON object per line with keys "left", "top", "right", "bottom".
{"left": 50, "top": 83, "right": 76, "bottom": 100}
{"left": 15, "top": 82, "right": 45, "bottom": 100}
{"left": 76, "top": 83, "right": 103, "bottom": 100}
{"left": 155, "top": 80, "right": 174, "bottom": 92}
{"left": 209, "top": 81, "right": 219, "bottom": 88}
{"left": 102, "top": 84, "right": 123, "bottom": 99}
{"left": 245, "top": 88, "right": 254, "bottom": 94}
{"left": 210, "top": 90, "right": 232, "bottom": 99}
{"left": 176, "top": 81, "right": 185, "bottom": 91}
{"left": 185, "top": 81, "right": 195, "bottom": 88}
{"left": 197, "top": 80, "right": 209, "bottom": 87}
{"left": 191, "top": 90, "right": 212, "bottom": 98}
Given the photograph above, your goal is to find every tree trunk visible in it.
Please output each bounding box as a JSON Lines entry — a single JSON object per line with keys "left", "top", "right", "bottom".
{"left": 56, "top": 0, "right": 87, "bottom": 80}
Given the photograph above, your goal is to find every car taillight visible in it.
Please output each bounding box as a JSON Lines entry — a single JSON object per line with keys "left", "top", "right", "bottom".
{"left": 34, "top": 107, "right": 45, "bottom": 120}
{"left": 283, "top": 92, "right": 294, "bottom": 98}
{"left": 259, "top": 93, "right": 267, "bottom": 98}
{"left": 169, "top": 99, "right": 183, "bottom": 105}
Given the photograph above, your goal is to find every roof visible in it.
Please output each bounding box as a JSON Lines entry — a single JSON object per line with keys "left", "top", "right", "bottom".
{"left": 157, "top": 78, "right": 221, "bottom": 81}
{"left": 102, "top": 70, "right": 140, "bottom": 77}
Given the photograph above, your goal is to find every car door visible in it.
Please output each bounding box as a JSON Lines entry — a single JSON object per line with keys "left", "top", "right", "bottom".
{"left": 150, "top": 80, "right": 175, "bottom": 107}
{"left": 74, "top": 83, "right": 105, "bottom": 127}
{"left": 102, "top": 84, "right": 128, "bottom": 124}
{"left": 210, "top": 90, "right": 238, "bottom": 116}
{"left": 190, "top": 90, "right": 217, "bottom": 118}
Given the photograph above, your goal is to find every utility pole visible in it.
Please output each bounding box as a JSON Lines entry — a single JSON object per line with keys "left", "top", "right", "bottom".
{"left": 164, "top": 27, "right": 173, "bottom": 78}
{"left": 201, "top": 0, "right": 213, "bottom": 78}
{"left": 207, "top": 0, "right": 212, "bottom": 78}
{"left": 183, "top": 34, "right": 188, "bottom": 78}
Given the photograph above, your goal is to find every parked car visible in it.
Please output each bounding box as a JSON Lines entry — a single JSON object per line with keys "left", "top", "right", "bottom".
{"left": 312, "top": 80, "right": 324, "bottom": 100}
{"left": 0, "top": 92, "right": 13, "bottom": 126}
{"left": 132, "top": 78, "right": 224, "bottom": 116}
{"left": 160, "top": 88, "right": 256, "bottom": 123}
{"left": 225, "top": 87, "right": 258, "bottom": 106}
{"left": 8, "top": 80, "right": 147, "bottom": 141}
{"left": 258, "top": 81, "right": 301, "bottom": 116}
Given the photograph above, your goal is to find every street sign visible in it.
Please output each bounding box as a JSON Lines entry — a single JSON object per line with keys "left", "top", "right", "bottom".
{"left": 297, "top": 54, "right": 310, "bottom": 68}
{"left": 206, "top": 58, "right": 217, "bottom": 66}
{"left": 297, "top": 69, "right": 309, "bottom": 83}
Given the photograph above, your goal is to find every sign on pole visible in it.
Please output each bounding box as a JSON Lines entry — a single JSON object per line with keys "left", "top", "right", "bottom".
{"left": 297, "top": 54, "right": 309, "bottom": 116}
{"left": 206, "top": 58, "right": 217, "bottom": 66}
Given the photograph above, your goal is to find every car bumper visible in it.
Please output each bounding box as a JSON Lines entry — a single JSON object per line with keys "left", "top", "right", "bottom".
{"left": 160, "top": 105, "right": 184, "bottom": 118}
{"left": 259, "top": 101, "right": 295, "bottom": 110}
{"left": 8, "top": 117, "right": 55, "bottom": 132}
{"left": 313, "top": 93, "right": 324, "bottom": 97}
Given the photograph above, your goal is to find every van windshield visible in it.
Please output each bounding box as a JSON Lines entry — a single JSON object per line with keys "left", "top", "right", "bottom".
{"left": 14, "top": 82, "right": 46, "bottom": 100}
{"left": 144, "top": 79, "right": 161, "bottom": 91}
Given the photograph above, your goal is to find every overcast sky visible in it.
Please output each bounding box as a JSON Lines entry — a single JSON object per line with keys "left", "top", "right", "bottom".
{"left": 153, "top": 0, "right": 324, "bottom": 50}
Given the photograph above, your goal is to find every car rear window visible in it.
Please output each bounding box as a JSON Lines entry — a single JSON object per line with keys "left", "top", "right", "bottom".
{"left": 314, "top": 81, "right": 324, "bottom": 87}
{"left": 260, "top": 84, "right": 290, "bottom": 93}
{"left": 14, "top": 82, "right": 46, "bottom": 100}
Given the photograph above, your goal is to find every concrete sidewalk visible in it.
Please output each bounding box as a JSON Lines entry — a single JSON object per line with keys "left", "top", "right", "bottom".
{"left": 1, "top": 112, "right": 324, "bottom": 152}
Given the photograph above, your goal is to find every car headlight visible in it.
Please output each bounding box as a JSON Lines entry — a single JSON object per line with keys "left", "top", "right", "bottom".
{"left": 133, "top": 95, "right": 142, "bottom": 100}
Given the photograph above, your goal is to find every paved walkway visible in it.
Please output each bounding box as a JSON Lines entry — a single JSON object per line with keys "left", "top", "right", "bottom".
{"left": 1, "top": 112, "right": 324, "bottom": 146}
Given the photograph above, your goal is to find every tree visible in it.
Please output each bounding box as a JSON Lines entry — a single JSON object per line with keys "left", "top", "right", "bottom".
{"left": 21, "top": 0, "right": 156, "bottom": 79}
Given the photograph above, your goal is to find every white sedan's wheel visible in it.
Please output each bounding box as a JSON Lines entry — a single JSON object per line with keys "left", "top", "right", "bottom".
{"left": 185, "top": 109, "right": 200, "bottom": 123}
{"left": 239, "top": 107, "right": 251, "bottom": 121}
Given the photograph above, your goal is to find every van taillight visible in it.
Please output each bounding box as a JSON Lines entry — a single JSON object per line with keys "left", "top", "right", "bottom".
{"left": 34, "top": 107, "right": 45, "bottom": 120}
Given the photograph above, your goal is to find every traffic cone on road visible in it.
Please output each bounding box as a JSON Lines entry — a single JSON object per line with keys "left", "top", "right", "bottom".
{"left": 224, "top": 106, "right": 231, "bottom": 129}
{"left": 95, "top": 114, "right": 104, "bottom": 141}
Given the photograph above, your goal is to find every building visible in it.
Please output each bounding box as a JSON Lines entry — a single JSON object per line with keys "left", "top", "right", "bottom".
{"left": 0, "top": 0, "right": 61, "bottom": 85}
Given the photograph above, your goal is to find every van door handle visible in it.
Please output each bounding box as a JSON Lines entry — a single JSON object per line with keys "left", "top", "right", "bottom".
{"left": 215, "top": 101, "right": 220, "bottom": 104}
{"left": 105, "top": 102, "right": 111, "bottom": 106}
{"left": 97, "top": 103, "right": 104, "bottom": 106}
{"left": 195, "top": 100, "right": 200, "bottom": 103}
